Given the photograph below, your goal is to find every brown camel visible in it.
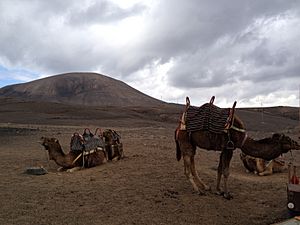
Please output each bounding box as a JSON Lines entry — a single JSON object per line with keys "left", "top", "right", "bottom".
{"left": 102, "top": 129, "right": 124, "bottom": 161}
{"left": 40, "top": 137, "right": 107, "bottom": 172}
{"left": 175, "top": 97, "right": 300, "bottom": 199}
{"left": 240, "top": 153, "right": 287, "bottom": 176}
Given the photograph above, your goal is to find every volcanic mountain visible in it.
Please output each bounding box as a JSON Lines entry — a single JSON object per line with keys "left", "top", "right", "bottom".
{"left": 0, "top": 72, "right": 164, "bottom": 107}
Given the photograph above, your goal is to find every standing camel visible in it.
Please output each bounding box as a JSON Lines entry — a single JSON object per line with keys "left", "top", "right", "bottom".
{"left": 175, "top": 97, "right": 300, "bottom": 199}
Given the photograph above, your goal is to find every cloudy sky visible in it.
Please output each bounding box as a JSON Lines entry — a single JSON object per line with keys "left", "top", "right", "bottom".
{"left": 0, "top": 0, "right": 300, "bottom": 107}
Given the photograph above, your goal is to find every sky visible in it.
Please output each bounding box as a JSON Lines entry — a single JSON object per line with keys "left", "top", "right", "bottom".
{"left": 0, "top": 0, "right": 300, "bottom": 107}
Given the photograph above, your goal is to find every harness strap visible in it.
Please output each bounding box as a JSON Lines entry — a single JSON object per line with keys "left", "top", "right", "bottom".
{"left": 72, "top": 147, "right": 104, "bottom": 165}
{"left": 241, "top": 133, "right": 248, "bottom": 147}
{"left": 83, "top": 147, "right": 104, "bottom": 156}
{"left": 72, "top": 153, "right": 82, "bottom": 165}
{"left": 230, "top": 125, "right": 246, "bottom": 133}
{"left": 264, "top": 159, "right": 274, "bottom": 168}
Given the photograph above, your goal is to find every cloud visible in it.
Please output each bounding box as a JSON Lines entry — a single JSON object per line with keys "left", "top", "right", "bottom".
{"left": 0, "top": 0, "right": 299, "bottom": 106}
{"left": 67, "top": 0, "right": 146, "bottom": 25}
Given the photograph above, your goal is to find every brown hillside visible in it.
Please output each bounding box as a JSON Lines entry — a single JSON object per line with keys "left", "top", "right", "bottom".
{"left": 0, "top": 95, "right": 298, "bottom": 133}
{"left": 0, "top": 72, "right": 164, "bottom": 107}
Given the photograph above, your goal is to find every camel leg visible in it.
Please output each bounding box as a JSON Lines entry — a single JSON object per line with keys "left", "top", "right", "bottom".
{"left": 255, "top": 158, "right": 265, "bottom": 174}
{"left": 66, "top": 167, "right": 82, "bottom": 172}
{"left": 216, "top": 149, "right": 233, "bottom": 199}
{"left": 258, "top": 161, "right": 273, "bottom": 176}
{"left": 183, "top": 155, "right": 205, "bottom": 194}
{"left": 57, "top": 167, "right": 66, "bottom": 172}
{"left": 190, "top": 155, "right": 211, "bottom": 191}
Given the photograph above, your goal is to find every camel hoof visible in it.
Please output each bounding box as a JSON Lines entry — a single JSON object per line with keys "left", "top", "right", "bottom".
{"left": 215, "top": 191, "right": 233, "bottom": 199}
{"left": 197, "top": 191, "right": 206, "bottom": 196}
{"left": 192, "top": 190, "right": 205, "bottom": 196}
{"left": 57, "top": 167, "right": 65, "bottom": 172}
{"left": 215, "top": 190, "right": 224, "bottom": 196}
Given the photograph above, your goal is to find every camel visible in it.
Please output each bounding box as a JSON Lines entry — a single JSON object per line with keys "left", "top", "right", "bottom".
{"left": 40, "top": 136, "right": 107, "bottom": 172}
{"left": 240, "top": 153, "right": 287, "bottom": 176}
{"left": 102, "top": 129, "right": 124, "bottom": 161}
{"left": 175, "top": 97, "right": 300, "bottom": 199}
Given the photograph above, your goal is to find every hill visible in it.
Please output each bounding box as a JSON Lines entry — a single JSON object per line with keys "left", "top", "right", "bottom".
{"left": 0, "top": 72, "right": 164, "bottom": 107}
{"left": 0, "top": 72, "right": 298, "bottom": 131}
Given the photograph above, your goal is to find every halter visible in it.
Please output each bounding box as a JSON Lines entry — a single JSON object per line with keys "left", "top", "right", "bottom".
{"left": 226, "top": 117, "right": 248, "bottom": 148}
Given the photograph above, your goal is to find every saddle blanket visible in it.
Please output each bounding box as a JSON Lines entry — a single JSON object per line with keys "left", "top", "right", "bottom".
{"left": 71, "top": 136, "right": 105, "bottom": 152}
{"left": 186, "top": 103, "right": 230, "bottom": 133}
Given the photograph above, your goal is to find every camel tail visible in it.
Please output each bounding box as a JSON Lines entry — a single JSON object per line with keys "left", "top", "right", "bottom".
{"left": 175, "top": 129, "right": 181, "bottom": 161}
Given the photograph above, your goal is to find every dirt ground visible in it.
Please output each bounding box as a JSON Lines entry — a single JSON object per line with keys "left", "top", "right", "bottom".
{"left": 0, "top": 110, "right": 300, "bottom": 225}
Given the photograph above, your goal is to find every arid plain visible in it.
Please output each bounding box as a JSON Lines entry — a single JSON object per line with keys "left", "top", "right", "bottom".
{"left": 0, "top": 73, "right": 300, "bottom": 225}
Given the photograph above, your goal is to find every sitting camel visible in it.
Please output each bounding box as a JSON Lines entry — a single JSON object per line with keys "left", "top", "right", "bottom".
{"left": 240, "top": 153, "right": 287, "bottom": 176}
{"left": 40, "top": 136, "right": 107, "bottom": 172}
{"left": 175, "top": 97, "right": 300, "bottom": 199}
{"left": 102, "top": 129, "right": 124, "bottom": 161}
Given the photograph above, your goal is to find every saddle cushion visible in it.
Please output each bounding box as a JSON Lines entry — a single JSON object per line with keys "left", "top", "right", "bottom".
{"left": 84, "top": 136, "right": 105, "bottom": 151}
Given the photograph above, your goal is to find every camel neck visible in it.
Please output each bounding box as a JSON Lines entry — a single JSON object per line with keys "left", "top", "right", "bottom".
{"left": 48, "top": 144, "right": 71, "bottom": 168}
{"left": 240, "top": 133, "right": 248, "bottom": 147}
{"left": 241, "top": 136, "right": 283, "bottom": 161}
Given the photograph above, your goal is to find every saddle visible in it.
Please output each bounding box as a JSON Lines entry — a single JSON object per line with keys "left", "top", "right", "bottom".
{"left": 103, "top": 129, "right": 121, "bottom": 143}
{"left": 183, "top": 96, "right": 236, "bottom": 134}
{"left": 70, "top": 128, "right": 105, "bottom": 152}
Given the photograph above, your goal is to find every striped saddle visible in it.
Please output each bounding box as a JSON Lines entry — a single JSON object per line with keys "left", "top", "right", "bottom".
{"left": 184, "top": 96, "right": 236, "bottom": 134}
{"left": 70, "top": 128, "right": 105, "bottom": 152}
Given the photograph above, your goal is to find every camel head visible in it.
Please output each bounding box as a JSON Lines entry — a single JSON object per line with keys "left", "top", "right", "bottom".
{"left": 40, "top": 137, "right": 59, "bottom": 149}
{"left": 39, "top": 137, "right": 61, "bottom": 160}
{"left": 272, "top": 133, "right": 300, "bottom": 153}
